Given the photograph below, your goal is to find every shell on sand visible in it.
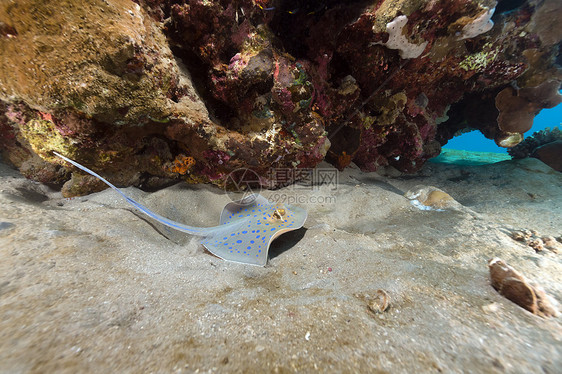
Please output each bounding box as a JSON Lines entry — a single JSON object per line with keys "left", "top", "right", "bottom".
{"left": 404, "top": 185, "right": 461, "bottom": 210}
{"left": 488, "top": 258, "right": 559, "bottom": 318}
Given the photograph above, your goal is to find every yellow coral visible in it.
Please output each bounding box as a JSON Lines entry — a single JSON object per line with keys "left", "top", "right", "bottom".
{"left": 19, "top": 119, "right": 77, "bottom": 161}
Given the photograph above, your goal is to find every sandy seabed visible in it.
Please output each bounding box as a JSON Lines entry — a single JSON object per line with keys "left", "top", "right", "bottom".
{"left": 0, "top": 157, "right": 561, "bottom": 373}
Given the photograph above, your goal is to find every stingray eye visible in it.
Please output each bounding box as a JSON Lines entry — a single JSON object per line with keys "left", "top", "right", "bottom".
{"left": 273, "top": 208, "right": 286, "bottom": 219}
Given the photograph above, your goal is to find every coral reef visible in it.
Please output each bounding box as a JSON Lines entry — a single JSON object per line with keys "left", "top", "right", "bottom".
{"left": 371, "top": 15, "right": 428, "bottom": 59}
{"left": 0, "top": 0, "right": 328, "bottom": 194}
{"left": 508, "top": 126, "right": 562, "bottom": 158}
{"left": 0, "top": 0, "right": 561, "bottom": 194}
{"left": 532, "top": 140, "right": 562, "bottom": 172}
{"left": 495, "top": 80, "right": 561, "bottom": 144}
{"left": 508, "top": 127, "right": 562, "bottom": 171}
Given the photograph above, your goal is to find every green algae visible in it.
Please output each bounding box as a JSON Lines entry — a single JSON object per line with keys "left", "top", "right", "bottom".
{"left": 459, "top": 43, "right": 499, "bottom": 72}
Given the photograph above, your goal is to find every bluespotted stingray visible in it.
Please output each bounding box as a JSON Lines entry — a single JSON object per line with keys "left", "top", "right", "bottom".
{"left": 54, "top": 152, "right": 307, "bottom": 266}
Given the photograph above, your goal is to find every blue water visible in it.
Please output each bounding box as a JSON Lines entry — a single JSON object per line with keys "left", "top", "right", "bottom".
{"left": 445, "top": 99, "right": 562, "bottom": 153}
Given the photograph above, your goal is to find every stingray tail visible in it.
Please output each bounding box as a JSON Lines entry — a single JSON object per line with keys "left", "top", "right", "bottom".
{"left": 53, "top": 152, "right": 220, "bottom": 237}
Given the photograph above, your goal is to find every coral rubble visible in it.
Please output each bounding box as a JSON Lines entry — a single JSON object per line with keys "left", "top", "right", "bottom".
{"left": 0, "top": 0, "right": 561, "bottom": 194}
{"left": 509, "top": 228, "right": 562, "bottom": 253}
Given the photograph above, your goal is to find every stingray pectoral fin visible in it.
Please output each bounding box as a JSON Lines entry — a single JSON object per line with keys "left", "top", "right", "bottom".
{"left": 202, "top": 235, "right": 269, "bottom": 266}
{"left": 219, "top": 194, "right": 271, "bottom": 225}
{"left": 203, "top": 203, "right": 307, "bottom": 266}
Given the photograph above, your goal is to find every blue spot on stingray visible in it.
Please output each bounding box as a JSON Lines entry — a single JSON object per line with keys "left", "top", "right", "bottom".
{"left": 250, "top": 240, "right": 254, "bottom": 243}
{"left": 242, "top": 231, "right": 247, "bottom": 234}
{"left": 247, "top": 246, "right": 251, "bottom": 250}
{"left": 256, "top": 235, "right": 260, "bottom": 238}
{"left": 231, "top": 233, "right": 235, "bottom": 236}
{"left": 271, "top": 228, "right": 275, "bottom": 231}
{"left": 236, "top": 240, "right": 242, "bottom": 244}
{"left": 223, "top": 237, "right": 227, "bottom": 240}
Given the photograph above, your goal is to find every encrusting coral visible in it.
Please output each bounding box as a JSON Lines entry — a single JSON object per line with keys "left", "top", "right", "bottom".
{"left": 0, "top": 0, "right": 561, "bottom": 195}
{"left": 168, "top": 154, "right": 196, "bottom": 175}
